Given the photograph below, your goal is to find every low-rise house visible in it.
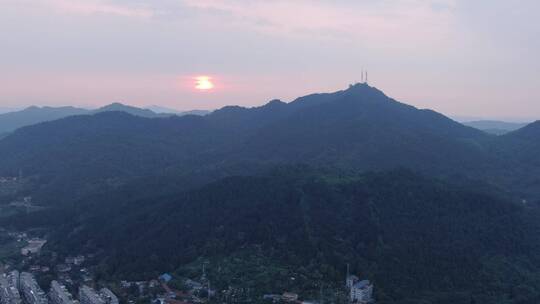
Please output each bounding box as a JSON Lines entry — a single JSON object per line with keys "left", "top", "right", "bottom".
{"left": 262, "top": 294, "right": 281, "bottom": 302}
{"left": 56, "top": 265, "right": 71, "bottom": 273}
{"left": 346, "top": 275, "right": 359, "bottom": 289}
{"left": 74, "top": 256, "right": 85, "bottom": 266}
{"left": 159, "top": 274, "right": 172, "bottom": 283}
{"left": 183, "top": 280, "right": 202, "bottom": 291}
{"left": 281, "top": 292, "right": 298, "bottom": 302}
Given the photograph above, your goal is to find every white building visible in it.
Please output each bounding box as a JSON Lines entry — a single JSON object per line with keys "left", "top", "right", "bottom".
{"left": 0, "top": 275, "right": 22, "bottom": 304}
{"left": 349, "top": 280, "right": 373, "bottom": 303}
{"left": 19, "top": 272, "right": 48, "bottom": 304}
{"left": 49, "top": 281, "right": 75, "bottom": 304}
{"left": 99, "top": 289, "right": 118, "bottom": 304}
{"left": 346, "top": 275, "right": 359, "bottom": 289}
{"left": 79, "top": 286, "right": 105, "bottom": 304}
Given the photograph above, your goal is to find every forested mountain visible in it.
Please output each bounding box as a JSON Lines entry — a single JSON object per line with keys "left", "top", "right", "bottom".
{"left": 28, "top": 169, "right": 540, "bottom": 304}
{"left": 0, "top": 106, "right": 88, "bottom": 133}
{"left": 498, "top": 121, "right": 540, "bottom": 167}
{"left": 0, "top": 84, "right": 538, "bottom": 202}
{"left": 2, "top": 85, "right": 540, "bottom": 303}
{"left": 94, "top": 103, "right": 166, "bottom": 118}
{"left": 0, "top": 103, "right": 168, "bottom": 134}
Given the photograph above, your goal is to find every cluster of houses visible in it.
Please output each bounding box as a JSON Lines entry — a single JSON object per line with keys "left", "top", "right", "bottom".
{"left": 149, "top": 273, "right": 216, "bottom": 304}
{"left": 0, "top": 176, "right": 23, "bottom": 195}
{"left": 65, "top": 256, "right": 86, "bottom": 266}
{"left": 0, "top": 177, "right": 18, "bottom": 183}
{"left": 120, "top": 279, "right": 160, "bottom": 296}
{"left": 261, "top": 272, "right": 374, "bottom": 304}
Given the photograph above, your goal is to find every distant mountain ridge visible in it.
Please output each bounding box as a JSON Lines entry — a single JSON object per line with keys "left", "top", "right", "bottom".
{"left": 463, "top": 120, "right": 529, "bottom": 135}
{"left": 145, "top": 105, "right": 211, "bottom": 116}
{"left": 95, "top": 103, "right": 161, "bottom": 118}
{"left": 0, "top": 103, "right": 209, "bottom": 134}
{"left": 0, "top": 106, "right": 89, "bottom": 134}
{"left": 0, "top": 107, "right": 19, "bottom": 114}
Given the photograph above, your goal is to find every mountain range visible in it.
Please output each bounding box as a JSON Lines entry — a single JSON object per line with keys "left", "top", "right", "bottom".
{"left": 1, "top": 84, "right": 540, "bottom": 304}
{"left": 0, "top": 84, "right": 538, "bottom": 202}
{"left": 0, "top": 103, "right": 210, "bottom": 135}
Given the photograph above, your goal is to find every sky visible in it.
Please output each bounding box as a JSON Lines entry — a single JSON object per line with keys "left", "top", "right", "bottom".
{"left": 0, "top": 0, "right": 539, "bottom": 120}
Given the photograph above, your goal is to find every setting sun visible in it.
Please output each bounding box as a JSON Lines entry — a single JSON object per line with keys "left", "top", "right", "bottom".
{"left": 195, "top": 76, "right": 214, "bottom": 90}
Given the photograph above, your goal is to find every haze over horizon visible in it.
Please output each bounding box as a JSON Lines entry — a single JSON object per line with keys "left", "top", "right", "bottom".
{"left": 1, "top": 0, "right": 539, "bottom": 119}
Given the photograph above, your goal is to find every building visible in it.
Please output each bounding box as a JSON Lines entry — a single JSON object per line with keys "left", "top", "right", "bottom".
{"left": 20, "top": 239, "right": 47, "bottom": 256}
{"left": 159, "top": 274, "right": 172, "bottom": 283}
{"left": 48, "top": 281, "right": 74, "bottom": 304}
{"left": 0, "top": 276, "right": 22, "bottom": 304}
{"left": 262, "top": 294, "right": 281, "bottom": 301}
{"left": 73, "top": 256, "right": 85, "bottom": 266}
{"left": 7, "top": 272, "right": 19, "bottom": 291}
{"left": 281, "top": 292, "right": 299, "bottom": 302}
{"left": 19, "top": 272, "right": 48, "bottom": 304}
{"left": 78, "top": 286, "right": 105, "bottom": 304}
{"left": 346, "top": 275, "right": 359, "bottom": 289}
{"left": 183, "top": 279, "right": 202, "bottom": 291}
{"left": 99, "top": 289, "right": 118, "bottom": 304}
{"left": 349, "top": 280, "right": 373, "bottom": 303}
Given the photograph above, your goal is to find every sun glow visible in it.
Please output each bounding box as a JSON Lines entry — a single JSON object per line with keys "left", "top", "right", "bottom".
{"left": 195, "top": 76, "right": 214, "bottom": 90}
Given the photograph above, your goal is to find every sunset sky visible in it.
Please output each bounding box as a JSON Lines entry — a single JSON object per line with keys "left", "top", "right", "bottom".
{"left": 1, "top": 0, "right": 539, "bottom": 120}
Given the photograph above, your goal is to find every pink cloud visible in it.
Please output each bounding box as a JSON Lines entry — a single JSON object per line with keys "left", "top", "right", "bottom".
{"left": 37, "top": 0, "right": 153, "bottom": 18}
{"left": 179, "top": 0, "right": 459, "bottom": 48}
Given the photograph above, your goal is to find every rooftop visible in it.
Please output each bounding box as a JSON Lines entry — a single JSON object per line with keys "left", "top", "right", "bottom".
{"left": 353, "top": 280, "right": 371, "bottom": 289}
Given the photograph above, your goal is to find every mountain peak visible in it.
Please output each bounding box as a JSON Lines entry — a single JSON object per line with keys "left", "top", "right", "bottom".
{"left": 95, "top": 103, "right": 160, "bottom": 118}
{"left": 263, "top": 99, "right": 287, "bottom": 109}
{"left": 343, "top": 82, "right": 388, "bottom": 99}
{"left": 98, "top": 102, "right": 132, "bottom": 110}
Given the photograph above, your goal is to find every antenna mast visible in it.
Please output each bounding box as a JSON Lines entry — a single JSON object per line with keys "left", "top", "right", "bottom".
{"left": 346, "top": 263, "right": 350, "bottom": 287}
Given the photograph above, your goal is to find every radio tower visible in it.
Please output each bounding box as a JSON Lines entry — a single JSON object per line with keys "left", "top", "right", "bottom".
{"left": 346, "top": 263, "right": 350, "bottom": 286}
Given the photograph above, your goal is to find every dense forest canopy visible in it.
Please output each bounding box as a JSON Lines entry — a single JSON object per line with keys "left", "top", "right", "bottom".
{"left": 6, "top": 168, "right": 539, "bottom": 304}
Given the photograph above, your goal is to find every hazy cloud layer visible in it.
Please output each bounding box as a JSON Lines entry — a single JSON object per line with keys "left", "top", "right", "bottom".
{"left": 1, "top": 0, "right": 538, "bottom": 119}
